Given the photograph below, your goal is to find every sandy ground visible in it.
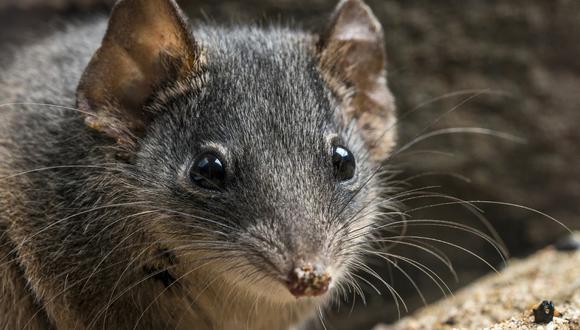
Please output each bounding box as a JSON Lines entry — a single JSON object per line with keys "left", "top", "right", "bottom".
{"left": 374, "top": 238, "right": 580, "bottom": 330}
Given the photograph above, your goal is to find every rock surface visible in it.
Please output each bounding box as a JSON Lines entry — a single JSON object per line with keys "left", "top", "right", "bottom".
{"left": 374, "top": 244, "right": 580, "bottom": 330}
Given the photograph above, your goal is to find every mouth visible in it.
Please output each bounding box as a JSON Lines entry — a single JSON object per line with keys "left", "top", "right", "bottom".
{"left": 286, "top": 265, "right": 332, "bottom": 298}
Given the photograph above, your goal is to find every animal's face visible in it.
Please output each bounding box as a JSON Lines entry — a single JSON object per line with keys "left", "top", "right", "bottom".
{"left": 77, "top": 0, "right": 396, "bottom": 301}
{"left": 133, "top": 28, "right": 382, "bottom": 301}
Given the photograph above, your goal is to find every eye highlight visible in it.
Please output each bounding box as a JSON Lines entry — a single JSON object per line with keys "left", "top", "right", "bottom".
{"left": 332, "top": 145, "right": 356, "bottom": 181}
{"left": 190, "top": 153, "right": 226, "bottom": 190}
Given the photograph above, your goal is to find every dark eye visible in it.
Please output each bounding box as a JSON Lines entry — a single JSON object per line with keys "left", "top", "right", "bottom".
{"left": 332, "top": 145, "right": 356, "bottom": 181}
{"left": 190, "top": 153, "right": 226, "bottom": 190}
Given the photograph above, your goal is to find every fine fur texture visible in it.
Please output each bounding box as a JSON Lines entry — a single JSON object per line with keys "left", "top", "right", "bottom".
{"left": 0, "top": 0, "right": 397, "bottom": 329}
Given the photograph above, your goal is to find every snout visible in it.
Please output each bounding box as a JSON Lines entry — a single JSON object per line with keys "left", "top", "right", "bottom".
{"left": 286, "top": 263, "right": 332, "bottom": 298}
{"left": 242, "top": 218, "right": 339, "bottom": 299}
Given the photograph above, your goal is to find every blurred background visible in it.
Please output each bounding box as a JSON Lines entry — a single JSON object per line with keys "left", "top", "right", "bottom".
{"left": 1, "top": 0, "right": 579, "bottom": 329}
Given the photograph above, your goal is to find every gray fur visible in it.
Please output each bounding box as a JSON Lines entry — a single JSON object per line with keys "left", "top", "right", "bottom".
{"left": 0, "top": 6, "right": 393, "bottom": 329}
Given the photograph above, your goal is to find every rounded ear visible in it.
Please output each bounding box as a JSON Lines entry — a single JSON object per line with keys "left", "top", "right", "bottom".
{"left": 318, "top": 0, "right": 396, "bottom": 161}
{"left": 77, "top": 0, "right": 201, "bottom": 145}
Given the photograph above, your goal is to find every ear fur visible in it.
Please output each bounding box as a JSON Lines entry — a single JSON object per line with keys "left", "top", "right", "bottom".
{"left": 77, "top": 0, "right": 200, "bottom": 145}
{"left": 319, "top": 0, "right": 396, "bottom": 160}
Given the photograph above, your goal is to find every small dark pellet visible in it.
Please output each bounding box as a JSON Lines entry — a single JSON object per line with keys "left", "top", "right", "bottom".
{"left": 533, "top": 300, "right": 555, "bottom": 324}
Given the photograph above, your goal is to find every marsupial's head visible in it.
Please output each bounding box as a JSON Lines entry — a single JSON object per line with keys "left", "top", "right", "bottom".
{"left": 77, "top": 0, "right": 396, "bottom": 303}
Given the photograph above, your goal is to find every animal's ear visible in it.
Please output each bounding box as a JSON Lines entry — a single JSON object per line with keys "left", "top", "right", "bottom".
{"left": 319, "top": 0, "right": 396, "bottom": 161}
{"left": 77, "top": 0, "right": 200, "bottom": 145}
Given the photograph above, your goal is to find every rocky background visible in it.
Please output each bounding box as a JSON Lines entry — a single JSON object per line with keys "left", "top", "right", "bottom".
{"left": 376, "top": 242, "right": 580, "bottom": 330}
{"left": 1, "top": 0, "right": 579, "bottom": 329}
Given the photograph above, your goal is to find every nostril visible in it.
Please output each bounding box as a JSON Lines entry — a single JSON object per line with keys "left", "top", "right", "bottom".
{"left": 286, "top": 264, "right": 331, "bottom": 298}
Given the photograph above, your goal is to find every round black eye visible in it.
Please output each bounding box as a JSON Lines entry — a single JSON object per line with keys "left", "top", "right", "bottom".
{"left": 332, "top": 145, "right": 356, "bottom": 181}
{"left": 190, "top": 153, "right": 226, "bottom": 190}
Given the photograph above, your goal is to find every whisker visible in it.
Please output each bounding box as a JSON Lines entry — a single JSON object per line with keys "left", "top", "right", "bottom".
{"left": 369, "top": 237, "right": 458, "bottom": 279}
{"left": 151, "top": 207, "right": 240, "bottom": 232}
{"left": 93, "top": 251, "right": 248, "bottom": 329}
{"left": 18, "top": 201, "right": 148, "bottom": 246}
{"left": 0, "top": 164, "right": 126, "bottom": 181}
{"left": 379, "top": 219, "right": 508, "bottom": 263}
{"left": 391, "top": 127, "right": 525, "bottom": 159}
{"left": 0, "top": 102, "right": 96, "bottom": 116}
{"left": 368, "top": 251, "right": 428, "bottom": 305}
{"left": 360, "top": 89, "right": 511, "bottom": 161}
{"left": 378, "top": 235, "right": 499, "bottom": 273}
{"left": 364, "top": 249, "right": 453, "bottom": 298}
{"left": 404, "top": 171, "right": 472, "bottom": 184}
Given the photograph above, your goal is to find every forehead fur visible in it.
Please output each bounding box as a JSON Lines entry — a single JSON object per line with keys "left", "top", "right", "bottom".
{"left": 157, "top": 26, "right": 348, "bottom": 154}
{"left": 198, "top": 26, "right": 334, "bottom": 133}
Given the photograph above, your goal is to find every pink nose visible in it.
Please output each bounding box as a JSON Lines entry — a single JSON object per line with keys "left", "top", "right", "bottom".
{"left": 286, "top": 265, "right": 331, "bottom": 298}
